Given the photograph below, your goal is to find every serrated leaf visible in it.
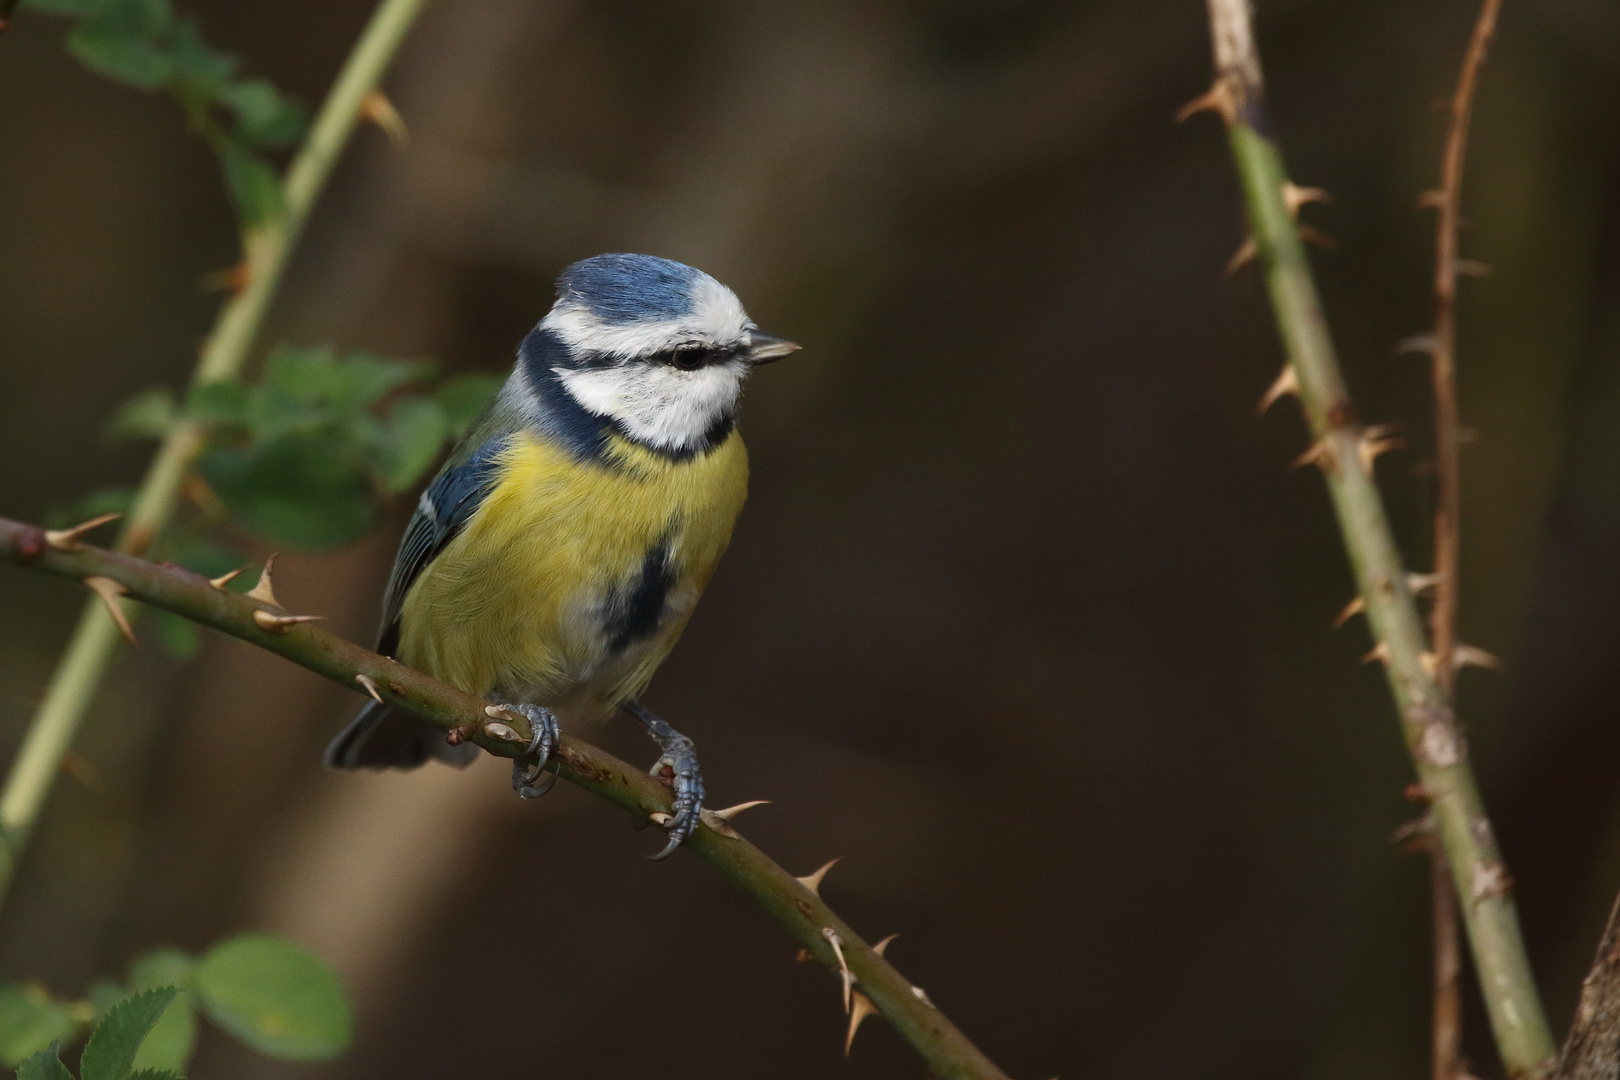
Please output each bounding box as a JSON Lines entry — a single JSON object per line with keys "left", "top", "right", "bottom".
{"left": 219, "top": 142, "right": 282, "bottom": 226}
{"left": 0, "top": 986, "right": 78, "bottom": 1068}
{"left": 194, "top": 935, "right": 350, "bottom": 1062}
{"left": 80, "top": 988, "right": 177, "bottom": 1080}
{"left": 124, "top": 953, "right": 195, "bottom": 1073}
{"left": 14, "top": 1042, "right": 73, "bottom": 1080}
{"left": 105, "top": 387, "right": 178, "bottom": 443}
{"left": 379, "top": 397, "right": 444, "bottom": 493}
{"left": 200, "top": 437, "right": 377, "bottom": 549}
{"left": 126, "top": 1071, "right": 182, "bottom": 1080}
{"left": 66, "top": 28, "right": 173, "bottom": 89}
{"left": 222, "top": 79, "right": 305, "bottom": 149}
{"left": 435, "top": 373, "right": 502, "bottom": 437}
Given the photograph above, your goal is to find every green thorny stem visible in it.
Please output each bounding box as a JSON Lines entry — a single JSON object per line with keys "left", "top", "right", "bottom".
{"left": 1188, "top": 0, "right": 1555, "bottom": 1076}
{"left": 0, "top": 517, "right": 1013, "bottom": 1080}
{"left": 0, "top": 0, "right": 433, "bottom": 902}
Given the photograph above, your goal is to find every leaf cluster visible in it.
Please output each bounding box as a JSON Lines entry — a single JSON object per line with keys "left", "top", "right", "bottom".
{"left": 51, "top": 346, "right": 500, "bottom": 657}
{"left": 0, "top": 934, "right": 353, "bottom": 1078}
{"left": 18, "top": 0, "right": 306, "bottom": 225}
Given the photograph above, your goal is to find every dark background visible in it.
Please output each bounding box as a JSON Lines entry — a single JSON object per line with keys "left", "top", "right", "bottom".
{"left": 3, "top": 1, "right": 1620, "bottom": 1077}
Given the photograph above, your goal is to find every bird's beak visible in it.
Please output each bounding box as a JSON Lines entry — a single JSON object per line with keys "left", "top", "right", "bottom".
{"left": 746, "top": 330, "right": 801, "bottom": 365}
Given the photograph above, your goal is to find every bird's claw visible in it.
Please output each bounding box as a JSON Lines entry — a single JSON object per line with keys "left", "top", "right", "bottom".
{"left": 505, "top": 703, "right": 560, "bottom": 799}
{"left": 648, "top": 731, "right": 705, "bottom": 860}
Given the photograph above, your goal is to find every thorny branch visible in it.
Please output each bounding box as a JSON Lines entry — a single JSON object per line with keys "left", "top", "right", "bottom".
{"left": 0, "top": 0, "right": 431, "bottom": 907}
{"left": 1419, "top": 4, "right": 1504, "bottom": 1077}
{"left": 0, "top": 514, "right": 1012, "bottom": 1080}
{"left": 1187, "top": 0, "right": 1556, "bottom": 1074}
{"left": 1425, "top": 0, "right": 1502, "bottom": 693}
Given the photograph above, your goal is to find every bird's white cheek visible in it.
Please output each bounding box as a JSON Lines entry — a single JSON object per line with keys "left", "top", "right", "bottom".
{"left": 556, "top": 363, "right": 745, "bottom": 451}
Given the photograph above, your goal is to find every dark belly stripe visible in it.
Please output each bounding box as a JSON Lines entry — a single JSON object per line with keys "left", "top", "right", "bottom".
{"left": 605, "top": 541, "right": 675, "bottom": 653}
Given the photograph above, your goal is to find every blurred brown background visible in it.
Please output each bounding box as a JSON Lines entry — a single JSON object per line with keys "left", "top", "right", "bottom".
{"left": 3, "top": 0, "right": 1620, "bottom": 1077}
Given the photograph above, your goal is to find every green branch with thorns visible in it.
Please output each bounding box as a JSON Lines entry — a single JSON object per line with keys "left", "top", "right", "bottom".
{"left": 0, "top": 513, "right": 1013, "bottom": 1080}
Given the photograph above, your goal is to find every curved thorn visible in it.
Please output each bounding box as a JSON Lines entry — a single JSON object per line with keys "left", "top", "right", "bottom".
{"left": 1257, "top": 365, "right": 1298, "bottom": 414}
{"left": 872, "top": 933, "right": 899, "bottom": 957}
{"left": 251, "top": 610, "right": 323, "bottom": 634}
{"left": 359, "top": 89, "right": 409, "bottom": 146}
{"left": 1282, "top": 181, "right": 1332, "bottom": 216}
{"left": 245, "top": 554, "right": 280, "bottom": 607}
{"left": 1176, "top": 80, "right": 1234, "bottom": 124}
{"left": 1363, "top": 642, "right": 1391, "bottom": 666}
{"left": 797, "top": 857, "right": 843, "bottom": 896}
{"left": 355, "top": 672, "right": 385, "bottom": 704}
{"left": 1454, "top": 644, "right": 1502, "bottom": 671}
{"left": 1332, "top": 595, "right": 1364, "bottom": 629}
{"left": 209, "top": 566, "right": 246, "bottom": 591}
{"left": 822, "top": 927, "right": 853, "bottom": 1013}
{"left": 1223, "top": 235, "right": 1257, "bottom": 277}
{"left": 845, "top": 990, "right": 879, "bottom": 1056}
{"left": 44, "top": 513, "right": 122, "bottom": 553}
{"left": 84, "top": 576, "right": 137, "bottom": 647}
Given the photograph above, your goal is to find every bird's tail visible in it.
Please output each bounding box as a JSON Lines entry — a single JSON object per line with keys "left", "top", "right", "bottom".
{"left": 324, "top": 700, "right": 479, "bottom": 770}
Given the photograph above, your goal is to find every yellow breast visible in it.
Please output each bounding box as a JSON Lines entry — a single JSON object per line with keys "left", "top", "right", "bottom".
{"left": 397, "top": 428, "right": 748, "bottom": 720}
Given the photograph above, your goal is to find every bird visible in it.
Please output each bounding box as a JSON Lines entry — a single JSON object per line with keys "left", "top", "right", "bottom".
{"left": 324, "top": 253, "right": 798, "bottom": 858}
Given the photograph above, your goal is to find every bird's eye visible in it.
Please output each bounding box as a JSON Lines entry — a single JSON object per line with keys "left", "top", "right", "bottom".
{"left": 669, "top": 347, "right": 708, "bottom": 371}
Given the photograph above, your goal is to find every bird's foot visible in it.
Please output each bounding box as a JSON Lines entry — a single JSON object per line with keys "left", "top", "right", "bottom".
{"left": 623, "top": 701, "right": 705, "bottom": 860}
{"left": 500, "top": 703, "right": 560, "bottom": 799}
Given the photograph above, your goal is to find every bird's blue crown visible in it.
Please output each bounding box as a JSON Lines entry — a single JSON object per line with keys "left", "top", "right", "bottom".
{"left": 556, "top": 253, "right": 703, "bottom": 325}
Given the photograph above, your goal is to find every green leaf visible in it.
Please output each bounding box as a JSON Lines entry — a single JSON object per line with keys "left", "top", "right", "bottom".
{"left": 194, "top": 935, "right": 351, "bottom": 1062}
{"left": 221, "top": 79, "right": 305, "bottom": 149}
{"left": 14, "top": 1042, "right": 73, "bottom": 1080}
{"left": 128, "top": 952, "right": 192, "bottom": 994}
{"left": 0, "top": 986, "right": 77, "bottom": 1068}
{"left": 261, "top": 345, "right": 336, "bottom": 403}
{"left": 66, "top": 27, "right": 172, "bottom": 89}
{"left": 80, "top": 988, "right": 177, "bottom": 1080}
{"left": 219, "top": 142, "right": 282, "bottom": 226}
{"left": 183, "top": 380, "right": 249, "bottom": 427}
{"left": 124, "top": 950, "right": 194, "bottom": 1073}
{"left": 200, "top": 437, "right": 377, "bottom": 549}
{"left": 327, "top": 351, "right": 431, "bottom": 413}
{"left": 126, "top": 1071, "right": 182, "bottom": 1080}
{"left": 435, "top": 373, "right": 503, "bottom": 437}
{"left": 104, "top": 388, "right": 178, "bottom": 444}
{"left": 165, "top": 18, "right": 235, "bottom": 89}
{"left": 379, "top": 397, "right": 444, "bottom": 493}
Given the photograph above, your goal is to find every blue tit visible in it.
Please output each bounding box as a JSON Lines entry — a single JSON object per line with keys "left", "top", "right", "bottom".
{"left": 324, "top": 253, "right": 798, "bottom": 857}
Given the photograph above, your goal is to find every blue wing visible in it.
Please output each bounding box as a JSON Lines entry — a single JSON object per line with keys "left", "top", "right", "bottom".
{"left": 375, "top": 435, "right": 507, "bottom": 656}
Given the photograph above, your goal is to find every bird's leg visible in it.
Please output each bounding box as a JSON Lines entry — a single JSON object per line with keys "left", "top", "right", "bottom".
{"left": 494, "top": 701, "right": 560, "bottom": 799}
{"left": 622, "top": 700, "right": 705, "bottom": 860}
